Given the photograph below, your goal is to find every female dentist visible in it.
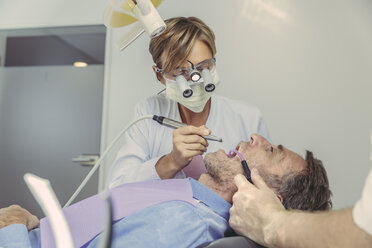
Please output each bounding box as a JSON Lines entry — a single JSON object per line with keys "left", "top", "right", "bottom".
{"left": 108, "top": 16, "right": 270, "bottom": 187}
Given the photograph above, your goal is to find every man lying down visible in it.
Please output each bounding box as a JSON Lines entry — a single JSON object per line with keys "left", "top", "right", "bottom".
{"left": 0, "top": 134, "right": 332, "bottom": 248}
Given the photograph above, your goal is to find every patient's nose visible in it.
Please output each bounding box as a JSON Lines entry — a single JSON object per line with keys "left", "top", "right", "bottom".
{"left": 250, "top": 133, "right": 271, "bottom": 147}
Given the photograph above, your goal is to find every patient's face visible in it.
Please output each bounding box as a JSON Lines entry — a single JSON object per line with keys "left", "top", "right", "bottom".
{"left": 204, "top": 134, "right": 306, "bottom": 182}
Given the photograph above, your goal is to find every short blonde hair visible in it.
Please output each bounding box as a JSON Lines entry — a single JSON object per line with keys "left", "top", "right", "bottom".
{"left": 149, "top": 17, "right": 216, "bottom": 74}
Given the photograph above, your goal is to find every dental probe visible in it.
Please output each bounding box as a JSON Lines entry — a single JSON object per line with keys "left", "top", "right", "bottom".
{"left": 152, "top": 115, "right": 223, "bottom": 142}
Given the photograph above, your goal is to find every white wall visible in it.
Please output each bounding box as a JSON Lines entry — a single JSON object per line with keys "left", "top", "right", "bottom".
{"left": 0, "top": 0, "right": 105, "bottom": 29}
{"left": 102, "top": 0, "right": 372, "bottom": 209}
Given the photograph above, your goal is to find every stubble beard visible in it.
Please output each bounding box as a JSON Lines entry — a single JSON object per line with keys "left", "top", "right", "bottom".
{"left": 204, "top": 155, "right": 235, "bottom": 186}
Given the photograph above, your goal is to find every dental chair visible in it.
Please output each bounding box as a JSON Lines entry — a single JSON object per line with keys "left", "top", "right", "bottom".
{"left": 198, "top": 228, "right": 266, "bottom": 248}
{"left": 200, "top": 236, "right": 265, "bottom": 248}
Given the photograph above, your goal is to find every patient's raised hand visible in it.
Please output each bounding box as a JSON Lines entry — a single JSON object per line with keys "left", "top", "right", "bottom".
{"left": 0, "top": 204, "right": 39, "bottom": 231}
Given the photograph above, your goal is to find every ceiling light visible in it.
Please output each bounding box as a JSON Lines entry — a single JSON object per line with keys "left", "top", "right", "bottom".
{"left": 73, "top": 61, "right": 88, "bottom": 68}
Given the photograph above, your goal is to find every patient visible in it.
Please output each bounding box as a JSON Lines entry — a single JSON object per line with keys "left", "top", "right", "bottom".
{"left": 0, "top": 134, "right": 332, "bottom": 248}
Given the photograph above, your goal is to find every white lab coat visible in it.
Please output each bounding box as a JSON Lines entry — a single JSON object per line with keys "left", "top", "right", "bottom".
{"left": 108, "top": 94, "right": 270, "bottom": 188}
{"left": 353, "top": 166, "right": 372, "bottom": 235}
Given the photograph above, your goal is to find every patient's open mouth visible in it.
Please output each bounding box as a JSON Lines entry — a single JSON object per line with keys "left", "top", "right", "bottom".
{"left": 227, "top": 150, "right": 236, "bottom": 158}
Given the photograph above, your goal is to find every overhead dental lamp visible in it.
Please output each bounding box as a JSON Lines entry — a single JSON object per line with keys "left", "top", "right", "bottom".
{"left": 104, "top": 0, "right": 166, "bottom": 51}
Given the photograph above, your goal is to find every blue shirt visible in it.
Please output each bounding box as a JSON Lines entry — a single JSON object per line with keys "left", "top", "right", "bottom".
{"left": 0, "top": 179, "right": 231, "bottom": 248}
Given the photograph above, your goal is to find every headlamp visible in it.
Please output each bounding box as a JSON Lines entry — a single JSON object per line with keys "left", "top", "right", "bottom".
{"left": 187, "top": 60, "right": 201, "bottom": 82}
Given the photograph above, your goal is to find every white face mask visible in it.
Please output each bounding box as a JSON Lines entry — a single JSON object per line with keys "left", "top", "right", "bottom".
{"left": 164, "top": 69, "right": 220, "bottom": 113}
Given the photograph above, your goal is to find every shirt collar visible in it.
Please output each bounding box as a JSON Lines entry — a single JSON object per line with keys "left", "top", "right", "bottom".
{"left": 189, "top": 178, "right": 231, "bottom": 220}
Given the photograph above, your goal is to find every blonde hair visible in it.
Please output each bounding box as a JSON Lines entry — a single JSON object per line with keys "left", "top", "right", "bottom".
{"left": 149, "top": 17, "right": 216, "bottom": 73}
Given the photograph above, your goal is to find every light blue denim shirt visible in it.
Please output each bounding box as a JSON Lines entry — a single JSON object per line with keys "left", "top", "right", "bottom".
{"left": 0, "top": 179, "right": 231, "bottom": 248}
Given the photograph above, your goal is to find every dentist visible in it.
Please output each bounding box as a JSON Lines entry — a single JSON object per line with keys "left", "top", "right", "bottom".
{"left": 108, "top": 17, "right": 270, "bottom": 187}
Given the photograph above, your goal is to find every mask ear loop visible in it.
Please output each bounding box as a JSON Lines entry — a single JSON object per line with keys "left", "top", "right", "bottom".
{"left": 228, "top": 149, "right": 253, "bottom": 184}
{"left": 155, "top": 66, "right": 163, "bottom": 82}
{"left": 155, "top": 66, "right": 166, "bottom": 94}
{"left": 157, "top": 89, "right": 166, "bottom": 95}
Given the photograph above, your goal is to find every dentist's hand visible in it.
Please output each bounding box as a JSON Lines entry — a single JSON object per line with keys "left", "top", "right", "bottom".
{"left": 170, "top": 125, "right": 210, "bottom": 166}
{"left": 229, "top": 169, "right": 286, "bottom": 247}
{"left": 155, "top": 125, "right": 210, "bottom": 179}
{"left": 0, "top": 205, "right": 39, "bottom": 231}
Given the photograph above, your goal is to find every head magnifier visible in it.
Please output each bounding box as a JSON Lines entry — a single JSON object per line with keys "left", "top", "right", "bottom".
{"left": 156, "top": 57, "right": 217, "bottom": 98}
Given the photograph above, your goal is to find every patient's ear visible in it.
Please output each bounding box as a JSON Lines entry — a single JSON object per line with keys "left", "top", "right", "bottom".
{"left": 277, "top": 194, "right": 283, "bottom": 203}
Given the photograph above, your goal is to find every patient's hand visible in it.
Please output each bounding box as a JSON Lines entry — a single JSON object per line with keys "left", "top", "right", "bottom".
{"left": 0, "top": 205, "right": 39, "bottom": 231}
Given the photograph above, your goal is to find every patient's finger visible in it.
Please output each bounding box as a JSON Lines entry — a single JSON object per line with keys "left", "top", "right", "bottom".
{"left": 26, "top": 214, "right": 40, "bottom": 231}
{"left": 251, "top": 168, "right": 269, "bottom": 190}
{"left": 233, "top": 174, "right": 251, "bottom": 189}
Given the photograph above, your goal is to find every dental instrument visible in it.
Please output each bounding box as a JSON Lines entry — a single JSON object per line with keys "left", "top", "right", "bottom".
{"left": 228, "top": 149, "right": 252, "bottom": 184}
{"left": 24, "top": 173, "right": 74, "bottom": 248}
{"left": 97, "top": 193, "right": 113, "bottom": 248}
{"left": 152, "top": 115, "right": 223, "bottom": 142}
{"left": 24, "top": 173, "right": 113, "bottom": 248}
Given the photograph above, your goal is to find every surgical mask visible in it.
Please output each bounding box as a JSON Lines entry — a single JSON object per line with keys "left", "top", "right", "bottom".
{"left": 164, "top": 68, "right": 220, "bottom": 113}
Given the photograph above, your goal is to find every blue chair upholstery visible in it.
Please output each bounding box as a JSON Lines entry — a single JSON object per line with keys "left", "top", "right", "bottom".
{"left": 197, "top": 228, "right": 266, "bottom": 248}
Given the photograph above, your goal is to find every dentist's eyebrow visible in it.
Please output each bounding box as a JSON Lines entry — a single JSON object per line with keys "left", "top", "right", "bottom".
{"left": 196, "top": 58, "right": 211, "bottom": 66}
